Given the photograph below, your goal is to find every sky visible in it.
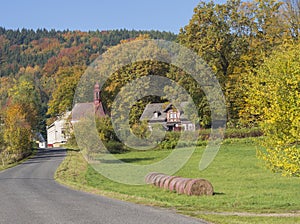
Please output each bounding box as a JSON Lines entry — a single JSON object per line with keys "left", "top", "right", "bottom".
{"left": 0, "top": 0, "right": 226, "bottom": 34}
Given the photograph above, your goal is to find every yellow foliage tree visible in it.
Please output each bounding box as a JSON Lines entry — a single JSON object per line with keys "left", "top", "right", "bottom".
{"left": 47, "top": 66, "right": 85, "bottom": 117}
{"left": 3, "top": 103, "right": 32, "bottom": 163}
{"left": 243, "top": 43, "right": 300, "bottom": 176}
{"left": 179, "top": 0, "right": 297, "bottom": 125}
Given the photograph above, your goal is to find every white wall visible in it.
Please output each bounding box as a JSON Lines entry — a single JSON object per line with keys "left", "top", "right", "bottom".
{"left": 47, "top": 112, "right": 70, "bottom": 145}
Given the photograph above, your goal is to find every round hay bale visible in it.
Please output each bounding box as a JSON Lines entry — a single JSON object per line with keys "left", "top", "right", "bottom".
{"left": 158, "top": 175, "right": 169, "bottom": 188}
{"left": 184, "top": 178, "right": 214, "bottom": 196}
{"left": 152, "top": 174, "right": 167, "bottom": 187}
{"left": 163, "top": 176, "right": 176, "bottom": 189}
{"left": 173, "top": 177, "right": 188, "bottom": 193}
{"left": 169, "top": 177, "right": 182, "bottom": 191}
{"left": 145, "top": 172, "right": 156, "bottom": 184}
{"left": 175, "top": 178, "right": 192, "bottom": 194}
{"left": 145, "top": 172, "right": 161, "bottom": 184}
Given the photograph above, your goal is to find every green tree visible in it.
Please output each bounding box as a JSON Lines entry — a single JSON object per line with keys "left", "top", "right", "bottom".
{"left": 96, "top": 115, "right": 118, "bottom": 142}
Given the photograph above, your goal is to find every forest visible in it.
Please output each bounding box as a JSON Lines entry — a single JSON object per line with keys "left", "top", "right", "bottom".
{"left": 0, "top": 0, "right": 299, "bottom": 176}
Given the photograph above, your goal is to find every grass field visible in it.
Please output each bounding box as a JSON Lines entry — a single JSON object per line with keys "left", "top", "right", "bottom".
{"left": 55, "top": 139, "right": 300, "bottom": 224}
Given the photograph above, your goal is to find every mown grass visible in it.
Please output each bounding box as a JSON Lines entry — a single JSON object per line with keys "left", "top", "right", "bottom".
{"left": 55, "top": 139, "right": 300, "bottom": 224}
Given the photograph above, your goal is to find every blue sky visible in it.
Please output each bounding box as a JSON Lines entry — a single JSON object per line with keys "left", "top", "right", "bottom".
{"left": 1, "top": 0, "right": 226, "bottom": 33}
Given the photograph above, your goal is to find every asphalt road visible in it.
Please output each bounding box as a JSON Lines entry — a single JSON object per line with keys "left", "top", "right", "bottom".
{"left": 0, "top": 148, "right": 207, "bottom": 224}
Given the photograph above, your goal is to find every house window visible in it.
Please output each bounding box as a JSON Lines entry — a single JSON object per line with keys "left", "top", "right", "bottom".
{"left": 168, "top": 111, "right": 179, "bottom": 122}
{"left": 154, "top": 111, "right": 160, "bottom": 118}
{"left": 96, "top": 91, "right": 100, "bottom": 100}
{"left": 170, "top": 112, "right": 177, "bottom": 119}
{"left": 188, "top": 124, "right": 194, "bottom": 131}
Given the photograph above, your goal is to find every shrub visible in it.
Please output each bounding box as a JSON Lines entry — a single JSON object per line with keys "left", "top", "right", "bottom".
{"left": 104, "top": 141, "right": 126, "bottom": 154}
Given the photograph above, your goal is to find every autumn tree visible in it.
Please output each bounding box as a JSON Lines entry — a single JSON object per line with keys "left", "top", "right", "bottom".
{"left": 2, "top": 103, "right": 32, "bottom": 164}
{"left": 179, "top": 0, "right": 295, "bottom": 125}
{"left": 282, "top": 0, "right": 300, "bottom": 40}
{"left": 0, "top": 77, "right": 13, "bottom": 108}
{"left": 8, "top": 75, "right": 42, "bottom": 130}
{"left": 47, "top": 66, "right": 85, "bottom": 118}
{"left": 179, "top": 0, "right": 244, "bottom": 123}
{"left": 244, "top": 43, "right": 300, "bottom": 176}
{"left": 0, "top": 122, "right": 5, "bottom": 164}
{"left": 0, "top": 74, "right": 43, "bottom": 164}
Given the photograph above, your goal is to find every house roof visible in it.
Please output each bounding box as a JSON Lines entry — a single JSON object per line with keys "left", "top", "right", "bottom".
{"left": 72, "top": 103, "right": 94, "bottom": 121}
{"left": 95, "top": 102, "right": 106, "bottom": 117}
{"left": 140, "top": 103, "right": 166, "bottom": 122}
{"left": 71, "top": 100, "right": 106, "bottom": 122}
{"left": 140, "top": 102, "right": 190, "bottom": 122}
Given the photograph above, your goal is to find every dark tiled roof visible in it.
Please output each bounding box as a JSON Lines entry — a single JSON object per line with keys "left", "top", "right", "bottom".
{"left": 140, "top": 102, "right": 190, "bottom": 122}
{"left": 72, "top": 102, "right": 106, "bottom": 122}
{"left": 140, "top": 103, "right": 166, "bottom": 121}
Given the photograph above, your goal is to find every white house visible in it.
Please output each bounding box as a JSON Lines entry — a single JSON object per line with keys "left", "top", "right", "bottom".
{"left": 47, "top": 112, "right": 71, "bottom": 147}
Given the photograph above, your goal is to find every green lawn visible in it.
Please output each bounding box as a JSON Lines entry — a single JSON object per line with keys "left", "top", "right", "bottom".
{"left": 55, "top": 140, "right": 300, "bottom": 224}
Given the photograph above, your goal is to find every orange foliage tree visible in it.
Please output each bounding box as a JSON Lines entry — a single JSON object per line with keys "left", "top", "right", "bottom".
{"left": 2, "top": 103, "right": 32, "bottom": 164}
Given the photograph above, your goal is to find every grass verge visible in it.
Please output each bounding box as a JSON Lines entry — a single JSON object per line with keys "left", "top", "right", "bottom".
{"left": 0, "top": 149, "right": 37, "bottom": 172}
{"left": 55, "top": 141, "right": 300, "bottom": 224}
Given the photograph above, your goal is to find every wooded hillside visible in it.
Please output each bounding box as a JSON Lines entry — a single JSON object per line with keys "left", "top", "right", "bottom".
{"left": 0, "top": 28, "right": 176, "bottom": 164}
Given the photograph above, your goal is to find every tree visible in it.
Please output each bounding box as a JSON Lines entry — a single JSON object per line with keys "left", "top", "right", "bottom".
{"left": 96, "top": 115, "right": 118, "bottom": 143}
{"left": 179, "top": 0, "right": 295, "bottom": 125}
{"left": 283, "top": 0, "right": 300, "bottom": 40}
{"left": 0, "top": 122, "right": 5, "bottom": 165}
{"left": 244, "top": 43, "right": 300, "bottom": 176}
{"left": 47, "top": 66, "right": 85, "bottom": 117}
{"left": 3, "top": 103, "right": 32, "bottom": 163}
{"left": 1, "top": 75, "right": 43, "bottom": 164}
{"left": 179, "top": 0, "right": 246, "bottom": 122}
{"left": 0, "top": 77, "right": 13, "bottom": 109}
{"left": 8, "top": 75, "right": 41, "bottom": 130}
